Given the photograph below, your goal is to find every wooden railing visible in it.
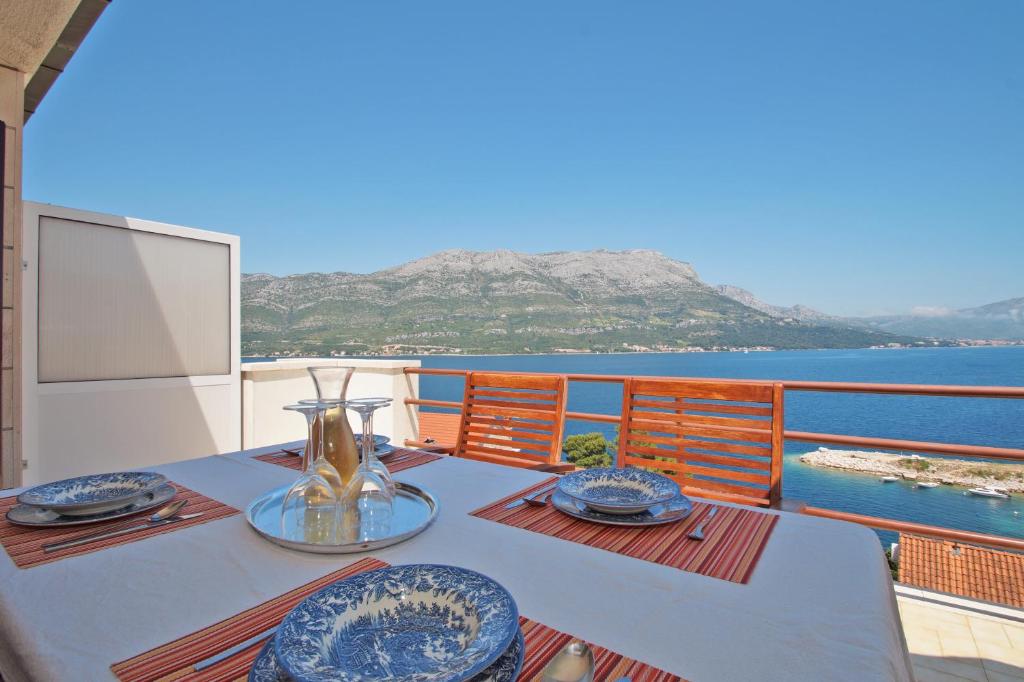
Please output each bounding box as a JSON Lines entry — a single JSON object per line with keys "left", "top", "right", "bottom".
{"left": 403, "top": 367, "right": 1024, "bottom": 551}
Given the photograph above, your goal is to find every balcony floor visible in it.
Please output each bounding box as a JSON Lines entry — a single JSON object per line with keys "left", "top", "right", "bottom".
{"left": 899, "top": 594, "right": 1024, "bottom": 681}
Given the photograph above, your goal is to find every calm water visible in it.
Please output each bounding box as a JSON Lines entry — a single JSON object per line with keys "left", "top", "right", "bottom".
{"left": 410, "top": 347, "right": 1024, "bottom": 545}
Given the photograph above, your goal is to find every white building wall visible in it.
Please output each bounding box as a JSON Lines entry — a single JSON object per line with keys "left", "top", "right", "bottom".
{"left": 241, "top": 358, "right": 421, "bottom": 449}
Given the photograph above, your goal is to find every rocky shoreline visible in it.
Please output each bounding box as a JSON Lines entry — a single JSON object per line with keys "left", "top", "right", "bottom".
{"left": 798, "top": 447, "right": 1024, "bottom": 493}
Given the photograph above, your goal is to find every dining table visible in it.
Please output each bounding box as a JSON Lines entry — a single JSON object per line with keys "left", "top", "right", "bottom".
{"left": 0, "top": 441, "right": 914, "bottom": 681}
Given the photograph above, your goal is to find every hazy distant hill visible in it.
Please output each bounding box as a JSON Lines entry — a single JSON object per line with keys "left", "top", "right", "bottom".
{"left": 851, "top": 298, "right": 1024, "bottom": 340}
{"left": 713, "top": 284, "right": 836, "bottom": 323}
{"left": 241, "top": 249, "right": 914, "bottom": 355}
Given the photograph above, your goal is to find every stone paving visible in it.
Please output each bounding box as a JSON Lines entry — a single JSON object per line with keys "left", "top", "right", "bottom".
{"left": 899, "top": 594, "right": 1024, "bottom": 681}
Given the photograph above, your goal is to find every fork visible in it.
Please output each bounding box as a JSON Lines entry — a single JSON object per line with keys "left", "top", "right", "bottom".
{"left": 687, "top": 507, "right": 719, "bottom": 541}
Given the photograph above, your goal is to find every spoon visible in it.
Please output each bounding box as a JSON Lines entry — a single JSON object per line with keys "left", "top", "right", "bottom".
{"left": 541, "top": 640, "right": 595, "bottom": 682}
{"left": 42, "top": 499, "right": 190, "bottom": 553}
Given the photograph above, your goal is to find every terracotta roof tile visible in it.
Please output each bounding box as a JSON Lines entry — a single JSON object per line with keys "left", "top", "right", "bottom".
{"left": 898, "top": 533, "right": 1024, "bottom": 609}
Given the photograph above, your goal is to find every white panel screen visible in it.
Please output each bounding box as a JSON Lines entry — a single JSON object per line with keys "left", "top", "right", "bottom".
{"left": 38, "top": 217, "right": 230, "bottom": 382}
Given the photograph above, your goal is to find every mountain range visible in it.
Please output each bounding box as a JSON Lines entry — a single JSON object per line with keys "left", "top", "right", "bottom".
{"left": 241, "top": 249, "right": 933, "bottom": 355}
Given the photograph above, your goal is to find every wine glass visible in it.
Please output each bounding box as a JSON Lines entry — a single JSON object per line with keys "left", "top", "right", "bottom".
{"left": 344, "top": 397, "right": 396, "bottom": 496}
{"left": 343, "top": 398, "right": 395, "bottom": 540}
{"left": 280, "top": 403, "right": 343, "bottom": 544}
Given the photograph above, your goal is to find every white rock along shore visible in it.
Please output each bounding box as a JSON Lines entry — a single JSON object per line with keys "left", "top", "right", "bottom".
{"left": 799, "top": 447, "right": 1024, "bottom": 493}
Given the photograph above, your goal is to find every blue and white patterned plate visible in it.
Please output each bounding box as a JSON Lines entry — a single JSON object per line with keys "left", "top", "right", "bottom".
{"left": 274, "top": 564, "right": 520, "bottom": 682}
{"left": 6, "top": 483, "right": 177, "bottom": 527}
{"left": 551, "top": 489, "right": 694, "bottom": 527}
{"left": 17, "top": 471, "right": 168, "bottom": 516}
{"left": 250, "top": 628, "right": 524, "bottom": 682}
{"left": 356, "top": 434, "right": 391, "bottom": 449}
{"left": 557, "top": 467, "right": 680, "bottom": 515}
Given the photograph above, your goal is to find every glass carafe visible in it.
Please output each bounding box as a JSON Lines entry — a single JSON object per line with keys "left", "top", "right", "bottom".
{"left": 307, "top": 366, "right": 360, "bottom": 500}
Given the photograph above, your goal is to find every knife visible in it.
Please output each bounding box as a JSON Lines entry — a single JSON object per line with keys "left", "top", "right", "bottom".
{"left": 192, "top": 625, "right": 279, "bottom": 672}
{"left": 42, "top": 513, "right": 204, "bottom": 553}
{"left": 505, "top": 483, "right": 558, "bottom": 509}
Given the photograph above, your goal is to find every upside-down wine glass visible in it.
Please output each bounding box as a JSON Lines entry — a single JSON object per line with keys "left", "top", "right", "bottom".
{"left": 280, "top": 403, "right": 342, "bottom": 544}
{"left": 344, "top": 397, "right": 395, "bottom": 540}
{"left": 345, "top": 397, "right": 396, "bottom": 495}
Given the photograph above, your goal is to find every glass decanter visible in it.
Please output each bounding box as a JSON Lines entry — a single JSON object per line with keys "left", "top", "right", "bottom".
{"left": 306, "top": 366, "right": 360, "bottom": 498}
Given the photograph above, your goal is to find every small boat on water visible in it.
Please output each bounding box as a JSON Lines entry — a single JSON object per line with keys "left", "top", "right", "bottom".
{"left": 880, "top": 476, "right": 900, "bottom": 483}
{"left": 967, "top": 486, "right": 1010, "bottom": 499}
{"left": 916, "top": 481, "right": 940, "bottom": 489}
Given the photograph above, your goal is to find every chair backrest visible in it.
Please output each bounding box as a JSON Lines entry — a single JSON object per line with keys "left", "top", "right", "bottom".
{"left": 617, "top": 377, "right": 784, "bottom": 507}
{"left": 454, "top": 372, "right": 568, "bottom": 468}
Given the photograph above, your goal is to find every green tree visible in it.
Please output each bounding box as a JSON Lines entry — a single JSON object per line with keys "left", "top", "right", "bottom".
{"left": 563, "top": 432, "right": 613, "bottom": 468}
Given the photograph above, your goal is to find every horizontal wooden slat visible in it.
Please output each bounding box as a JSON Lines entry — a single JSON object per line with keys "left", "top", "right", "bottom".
{"left": 622, "top": 444, "right": 770, "bottom": 471}
{"left": 463, "top": 434, "right": 551, "bottom": 456}
{"left": 629, "top": 398, "right": 771, "bottom": 418}
{"left": 466, "top": 404, "right": 558, "bottom": 422}
{"left": 682, "top": 463, "right": 770, "bottom": 485}
{"left": 680, "top": 485, "right": 771, "bottom": 508}
{"left": 630, "top": 378, "right": 775, "bottom": 403}
{"left": 464, "top": 426, "right": 552, "bottom": 446}
{"left": 683, "top": 400, "right": 772, "bottom": 417}
{"left": 463, "top": 443, "right": 548, "bottom": 462}
{"left": 679, "top": 438, "right": 771, "bottom": 457}
{"left": 628, "top": 417, "right": 772, "bottom": 444}
{"left": 621, "top": 450, "right": 769, "bottom": 477}
{"left": 629, "top": 409, "right": 771, "bottom": 432}
{"left": 460, "top": 448, "right": 547, "bottom": 469}
{"left": 467, "top": 397, "right": 557, "bottom": 412}
{"left": 623, "top": 433, "right": 771, "bottom": 460}
{"left": 465, "top": 415, "right": 556, "bottom": 433}
{"left": 678, "top": 450, "right": 771, "bottom": 472}
{"left": 470, "top": 372, "right": 565, "bottom": 391}
{"left": 468, "top": 388, "right": 556, "bottom": 402}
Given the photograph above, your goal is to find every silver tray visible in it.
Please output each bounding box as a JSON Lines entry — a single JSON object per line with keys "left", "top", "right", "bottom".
{"left": 246, "top": 482, "right": 438, "bottom": 554}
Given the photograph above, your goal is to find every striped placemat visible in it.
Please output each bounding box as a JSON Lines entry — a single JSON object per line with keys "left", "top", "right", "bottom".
{"left": 254, "top": 447, "right": 443, "bottom": 474}
{"left": 471, "top": 478, "right": 778, "bottom": 584}
{"left": 111, "top": 555, "right": 683, "bottom": 682}
{"left": 111, "top": 557, "right": 389, "bottom": 682}
{"left": 0, "top": 484, "right": 239, "bottom": 569}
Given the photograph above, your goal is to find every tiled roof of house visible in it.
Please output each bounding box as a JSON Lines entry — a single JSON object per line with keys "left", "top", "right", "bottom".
{"left": 898, "top": 533, "right": 1024, "bottom": 609}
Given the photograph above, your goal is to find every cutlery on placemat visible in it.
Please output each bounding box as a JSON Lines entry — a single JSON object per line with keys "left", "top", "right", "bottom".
{"left": 282, "top": 447, "right": 303, "bottom": 457}
{"left": 687, "top": 506, "right": 719, "bottom": 541}
{"left": 524, "top": 489, "right": 555, "bottom": 507}
{"left": 506, "top": 483, "right": 558, "bottom": 509}
{"left": 192, "top": 625, "right": 278, "bottom": 672}
{"left": 42, "top": 501, "right": 199, "bottom": 553}
{"left": 541, "top": 640, "right": 595, "bottom": 682}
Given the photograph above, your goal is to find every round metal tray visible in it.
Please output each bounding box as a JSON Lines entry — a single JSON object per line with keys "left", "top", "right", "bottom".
{"left": 246, "top": 482, "right": 438, "bottom": 554}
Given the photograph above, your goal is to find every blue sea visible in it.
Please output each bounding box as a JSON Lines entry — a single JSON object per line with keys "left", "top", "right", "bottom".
{"left": 248, "top": 347, "right": 1024, "bottom": 545}
{"left": 412, "top": 347, "right": 1024, "bottom": 545}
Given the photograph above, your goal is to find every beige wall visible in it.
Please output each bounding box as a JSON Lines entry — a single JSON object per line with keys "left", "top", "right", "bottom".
{"left": 0, "top": 66, "right": 23, "bottom": 488}
{"left": 241, "top": 359, "right": 421, "bottom": 450}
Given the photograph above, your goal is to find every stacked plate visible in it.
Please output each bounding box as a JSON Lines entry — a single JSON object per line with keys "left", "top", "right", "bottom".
{"left": 6, "top": 471, "right": 174, "bottom": 528}
{"left": 250, "top": 564, "right": 524, "bottom": 682}
{"left": 355, "top": 433, "right": 395, "bottom": 456}
{"left": 553, "top": 467, "right": 693, "bottom": 526}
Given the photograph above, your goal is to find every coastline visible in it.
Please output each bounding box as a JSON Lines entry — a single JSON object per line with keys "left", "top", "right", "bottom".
{"left": 799, "top": 447, "right": 1024, "bottom": 493}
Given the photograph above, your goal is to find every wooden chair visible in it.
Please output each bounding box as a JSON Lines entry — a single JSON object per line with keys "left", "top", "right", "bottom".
{"left": 452, "top": 372, "right": 570, "bottom": 470}
{"left": 617, "top": 377, "right": 784, "bottom": 508}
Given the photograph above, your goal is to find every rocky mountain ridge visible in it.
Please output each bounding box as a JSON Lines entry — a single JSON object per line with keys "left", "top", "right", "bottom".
{"left": 242, "top": 249, "right": 915, "bottom": 355}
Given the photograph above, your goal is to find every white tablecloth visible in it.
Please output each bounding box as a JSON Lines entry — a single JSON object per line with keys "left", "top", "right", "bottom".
{"left": 0, "top": 442, "right": 914, "bottom": 681}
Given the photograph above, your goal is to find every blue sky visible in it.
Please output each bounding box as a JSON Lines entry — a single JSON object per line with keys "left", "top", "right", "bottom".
{"left": 23, "top": 1, "right": 1023, "bottom": 317}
